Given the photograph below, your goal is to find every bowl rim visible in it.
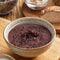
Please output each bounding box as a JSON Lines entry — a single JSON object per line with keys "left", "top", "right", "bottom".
{"left": 25, "top": 0, "right": 50, "bottom": 3}
{"left": 4, "top": 17, "right": 56, "bottom": 50}
{"left": 0, "top": 54, "right": 15, "bottom": 60}
{"left": 25, "top": 0, "right": 50, "bottom": 5}
{"left": 0, "top": 0, "right": 17, "bottom": 3}
{"left": 0, "top": 0, "right": 14, "bottom": 3}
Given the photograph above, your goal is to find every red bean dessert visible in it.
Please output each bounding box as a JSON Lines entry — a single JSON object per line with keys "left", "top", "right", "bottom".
{"left": 8, "top": 23, "right": 52, "bottom": 48}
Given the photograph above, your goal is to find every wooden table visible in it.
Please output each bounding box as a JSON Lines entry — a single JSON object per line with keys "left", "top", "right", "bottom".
{"left": 0, "top": 0, "right": 60, "bottom": 60}
{"left": 0, "top": 0, "right": 60, "bottom": 36}
{"left": 0, "top": 18, "right": 60, "bottom": 60}
{"left": 0, "top": 0, "right": 24, "bottom": 21}
{"left": 0, "top": 0, "right": 60, "bottom": 34}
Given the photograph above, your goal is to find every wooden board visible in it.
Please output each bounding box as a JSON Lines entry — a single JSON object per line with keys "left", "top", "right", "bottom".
{"left": 0, "top": 0, "right": 24, "bottom": 21}
{"left": 0, "top": 18, "right": 60, "bottom": 60}
{"left": 22, "top": 0, "right": 60, "bottom": 23}
{"left": 0, "top": 0, "right": 60, "bottom": 33}
{"left": 22, "top": 0, "right": 60, "bottom": 33}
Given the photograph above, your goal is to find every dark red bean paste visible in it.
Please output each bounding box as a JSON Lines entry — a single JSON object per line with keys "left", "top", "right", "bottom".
{"left": 8, "top": 23, "right": 52, "bottom": 48}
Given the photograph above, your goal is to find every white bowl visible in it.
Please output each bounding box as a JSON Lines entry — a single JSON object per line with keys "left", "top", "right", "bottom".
{"left": 0, "top": 54, "right": 15, "bottom": 60}
{"left": 4, "top": 17, "right": 56, "bottom": 58}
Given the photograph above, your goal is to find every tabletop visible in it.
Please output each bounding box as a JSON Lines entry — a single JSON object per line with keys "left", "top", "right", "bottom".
{"left": 0, "top": 0, "right": 60, "bottom": 60}
{"left": 0, "top": 0, "right": 24, "bottom": 21}
{"left": 0, "top": 18, "right": 60, "bottom": 60}
{"left": 0, "top": 0, "right": 60, "bottom": 38}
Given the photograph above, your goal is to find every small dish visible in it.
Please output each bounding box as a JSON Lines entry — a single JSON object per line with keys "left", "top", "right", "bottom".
{"left": 0, "top": 0, "right": 17, "bottom": 15}
{"left": 0, "top": 54, "right": 15, "bottom": 60}
{"left": 4, "top": 17, "right": 56, "bottom": 57}
{"left": 25, "top": 0, "right": 50, "bottom": 10}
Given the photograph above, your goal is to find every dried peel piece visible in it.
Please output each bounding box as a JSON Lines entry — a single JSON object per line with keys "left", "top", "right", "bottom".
{"left": 41, "top": 6, "right": 60, "bottom": 15}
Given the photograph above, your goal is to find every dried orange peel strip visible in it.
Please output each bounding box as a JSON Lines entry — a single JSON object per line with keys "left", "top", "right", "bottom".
{"left": 41, "top": 6, "right": 60, "bottom": 15}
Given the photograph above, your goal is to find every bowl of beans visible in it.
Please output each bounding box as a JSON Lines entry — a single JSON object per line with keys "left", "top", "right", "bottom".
{"left": 4, "top": 17, "right": 56, "bottom": 58}
{"left": 0, "top": 0, "right": 17, "bottom": 15}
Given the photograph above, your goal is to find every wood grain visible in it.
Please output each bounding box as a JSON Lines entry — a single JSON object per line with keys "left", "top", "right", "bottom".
{"left": 0, "top": 0, "right": 24, "bottom": 21}
{"left": 0, "top": 0, "right": 59, "bottom": 23}
{"left": 53, "top": 0, "right": 60, "bottom": 6}
{"left": 22, "top": 0, "right": 60, "bottom": 23}
{"left": 52, "top": 23, "right": 60, "bottom": 33}
{"left": 0, "top": 0, "right": 60, "bottom": 33}
{"left": 22, "top": 0, "right": 60, "bottom": 33}
{"left": 0, "top": 18, "right": 60, "bottom": 60}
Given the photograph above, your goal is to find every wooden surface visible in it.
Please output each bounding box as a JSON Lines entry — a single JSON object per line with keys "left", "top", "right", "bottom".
{"left": 0, "top": 18, "right": 60, "bottom": 60}
{"left": 0, "top": 0, "right": 24, "bottom": 21}
{"left": 0, "top": 0, "right": 60, "bottom": 33}
{"left": 0, "top": 0, "right": 60, "bottom": 23}
{"left": 22, "top": 0, "right": 60, "bottom": 33}
{"left": 22, "top": 0, "right": 60, "bottom": 23}
{"left": 0, "top": 0, "right": 60, "bottom": 60}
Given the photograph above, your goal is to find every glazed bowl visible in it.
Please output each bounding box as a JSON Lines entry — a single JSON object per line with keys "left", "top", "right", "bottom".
{"left": 0, "top": 54, "right": 15, "bottom": 60}
{"left": 0, "top": 0, "right": 17, "bottom": 15}
{"left": 4, "top": 17, "right": 56, "bottom": 57}
{"left": 25, "top": 0, "right": 50, "bottom": 10}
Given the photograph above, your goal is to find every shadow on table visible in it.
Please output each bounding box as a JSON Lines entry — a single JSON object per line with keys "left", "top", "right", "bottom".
{"left": 11, "top": 53, "right": 36, "bottom": 60}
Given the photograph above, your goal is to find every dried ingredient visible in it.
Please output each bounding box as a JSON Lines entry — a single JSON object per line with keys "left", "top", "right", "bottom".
{"left": 41, "top": 6, "right": 60, "bottom": 15}
{"left": 0, "top": 0, "right": 17, "bottom": 14}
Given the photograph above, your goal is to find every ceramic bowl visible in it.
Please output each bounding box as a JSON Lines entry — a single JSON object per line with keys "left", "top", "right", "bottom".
{"left": 25, "top": 0, "right": 49, "bottom": 10}
{"left": 4, "top": 17, "right": 56, "bottom": 58}
{"left": 0, "top": 54, "right": 15, "bottom": 60}
{"left": 0, "top": 0, "right": 17, "bottom": 15}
